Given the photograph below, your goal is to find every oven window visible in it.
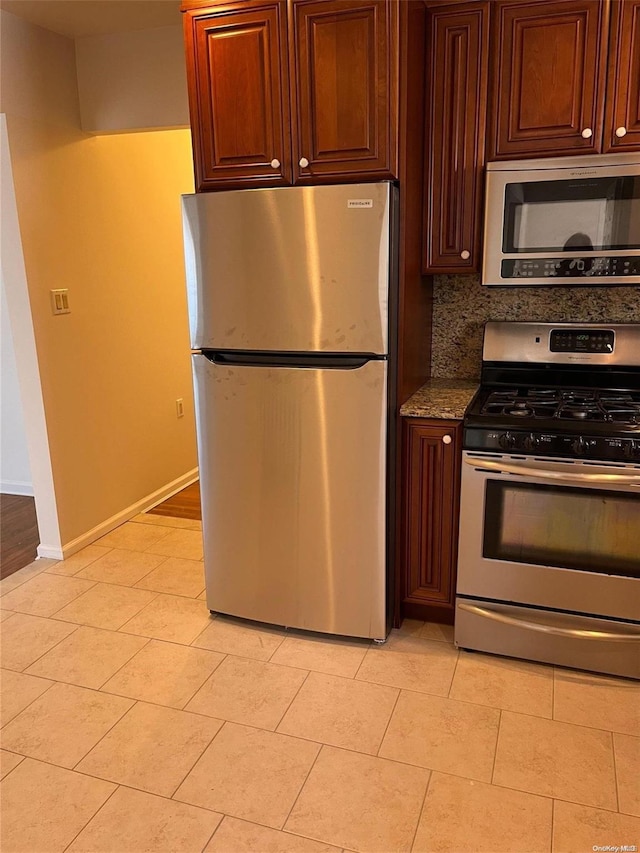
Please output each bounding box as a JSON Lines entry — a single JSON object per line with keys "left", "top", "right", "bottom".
{"left": 503, "top": 176, "right": 640, "bottom": 252}
{"left": 483, "top": 481, "right": 640, "bottom": 577}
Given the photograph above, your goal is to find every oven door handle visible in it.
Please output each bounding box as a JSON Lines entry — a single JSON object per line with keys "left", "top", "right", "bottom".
{"left": 464, "top": 456, "right": 640, "bottom": 484}
{"left": 458, "top": 602, "right": 640, "bottom": 642}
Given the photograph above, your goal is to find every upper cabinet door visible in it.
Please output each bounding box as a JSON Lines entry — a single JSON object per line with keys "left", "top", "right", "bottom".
{"left": 184, "top": 2, "right": 291, "bottom": 190}
{"left": 289, "top": 0, "right": 398, "bottom": 182}
{"left": 488, "top": 0, "right": 608, "bottom": 159}
{"left": 604, "top": 0, "right": 640, "bottom": 152}
{"left": 423, "top": 2, "right": 489, "bottom": 274}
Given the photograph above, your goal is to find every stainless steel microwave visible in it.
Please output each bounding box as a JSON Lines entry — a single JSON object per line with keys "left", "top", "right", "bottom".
{"left": 482, "top": 153, "right": 640, "bottom": 286}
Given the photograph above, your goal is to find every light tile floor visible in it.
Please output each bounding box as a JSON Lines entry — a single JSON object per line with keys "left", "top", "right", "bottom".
{"left": 1, "top": 513, "right": 639, "bottom": 853}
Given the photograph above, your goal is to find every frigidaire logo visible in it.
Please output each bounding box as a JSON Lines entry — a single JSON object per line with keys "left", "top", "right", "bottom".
{"left": 570, "top": 170, "right": 598, "bottom": 176}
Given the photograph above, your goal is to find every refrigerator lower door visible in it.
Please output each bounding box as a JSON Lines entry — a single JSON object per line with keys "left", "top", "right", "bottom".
{"left": 193, "top": 354, "right": 388, "bottom": 640}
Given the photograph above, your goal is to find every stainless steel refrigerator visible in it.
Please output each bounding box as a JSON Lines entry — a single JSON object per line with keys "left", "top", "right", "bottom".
{"left": 182, "top": 182, "right": 398, "bottom": 641}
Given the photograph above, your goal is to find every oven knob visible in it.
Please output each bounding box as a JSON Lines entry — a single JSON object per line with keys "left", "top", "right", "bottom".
{"left": 523, "top": 433, "right": 540, "bottom": 451}
{"left": 571, "top": 436, "right": 587, "bottom": 455}
{"left": 498, "top": 432, "right": 517, "bottom": 449}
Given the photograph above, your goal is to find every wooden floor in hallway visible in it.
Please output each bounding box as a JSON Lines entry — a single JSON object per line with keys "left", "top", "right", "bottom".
{"left": 0, "top": 483, "right": 201, "bottom": 581}
{"left": 1, "top": 494, "right": 39, "bottom": 579}
{"left": 147, "top": 481, "right": 202, "bottom": 521}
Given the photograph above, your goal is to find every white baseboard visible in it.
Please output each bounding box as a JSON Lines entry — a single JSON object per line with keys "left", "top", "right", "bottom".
{"left": 143, "top": 470, "right": 200, "bottom": 511}
{"left": 38, "top": 468, "right": 199, "bottom": 561}
{"left": 36, "top": 545, "right": 65, "bottom": 560}
{"left": 1, "top": 480, "right": 34, "bottom": 496}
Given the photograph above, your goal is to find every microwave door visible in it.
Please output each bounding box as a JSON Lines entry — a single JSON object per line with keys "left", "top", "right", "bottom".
{"left": 482, "top": 155, "right": 640, "bottom": 285}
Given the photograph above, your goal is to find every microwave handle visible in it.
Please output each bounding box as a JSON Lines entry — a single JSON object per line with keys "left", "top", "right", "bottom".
{"left": 464, "top": 456, "right": 640, "bottom": 484}
{"left": 457, "top": 602, "right": 640, "bottom": 642}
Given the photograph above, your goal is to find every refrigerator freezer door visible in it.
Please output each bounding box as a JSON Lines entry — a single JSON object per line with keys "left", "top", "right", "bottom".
{"left": 183, "top": 183, "right": 394, "bottom": 355}
{"left": 193, "top": 354, "right": 387, "bottom": 639}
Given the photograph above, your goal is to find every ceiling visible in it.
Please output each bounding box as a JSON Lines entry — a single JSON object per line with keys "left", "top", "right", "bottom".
{"left": 0, "top": 0, "right": 181, "bottom": 38}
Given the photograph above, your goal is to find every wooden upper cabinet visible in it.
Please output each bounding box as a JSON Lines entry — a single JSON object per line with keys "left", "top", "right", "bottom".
{"left": 423, "top": 2, "right": 488, "bottom": 274}
{"left": 488, "top": 0, "right": 609, "bottom": 160}
{"left": 289, "top": 0, "right": 398, "bottom": 182}
{"left": 183, "top": 2, "right": 291, "bottom": 191}
{"left": 182, "top": 0, "right": 398, "bottom": 189}
{"left": 603, "top": 0, "right": 640, "bottom": 152}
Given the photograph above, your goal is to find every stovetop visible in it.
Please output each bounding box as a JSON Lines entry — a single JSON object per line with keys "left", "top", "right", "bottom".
{"left": 463, "top": 322, "right": 640, "bottom": 462}
{"left": 478, "top": 388, "right": 640, "bottom": 427}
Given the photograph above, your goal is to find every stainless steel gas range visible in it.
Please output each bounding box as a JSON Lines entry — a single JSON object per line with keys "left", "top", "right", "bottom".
{"left": 455, "top": 321, "right": 640, "bottom": 679}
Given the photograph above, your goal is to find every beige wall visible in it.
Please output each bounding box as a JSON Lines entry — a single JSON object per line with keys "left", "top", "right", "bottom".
{"left": 76, "top": 25, "right": 189, "bottom": 132}
{"left": 0, "top": 9, "right": 80, "bottom": 127}
{"left": 1, "top": 9, "right": 197, "bottom": 550}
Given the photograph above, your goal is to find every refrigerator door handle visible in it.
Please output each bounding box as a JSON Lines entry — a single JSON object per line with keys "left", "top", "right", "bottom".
{"left": 201, "top": 350, "right": 385, "bottom": 369}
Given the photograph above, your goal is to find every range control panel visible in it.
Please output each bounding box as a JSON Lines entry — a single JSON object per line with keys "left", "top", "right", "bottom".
{"left": 464, "top": 428, "right": 640, "bottom": 462}
{"left": 501, "top": 256, "right": 640, "bottom": 278}
{"left": 549, "top": 328, "right": 615, "bottom": 353}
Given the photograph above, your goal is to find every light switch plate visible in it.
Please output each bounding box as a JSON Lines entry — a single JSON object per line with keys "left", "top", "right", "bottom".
{"left": 50, "top": 289, "right": 70, "bottom": 315}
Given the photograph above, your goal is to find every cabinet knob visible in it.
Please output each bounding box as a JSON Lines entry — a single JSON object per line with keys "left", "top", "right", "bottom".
{"left": 581, "top": 128, "right": 593, "bottom": 139}
{"left": 615, "top": 126, "right": 628, "bottom": 138}
{"left": 299, "top": 157, "right": 309, "bottom": 168}
{"left": 442, "top": 435, "right": 452, "bottom": 445}
{"left": 460, "top": 250, "right": 470, "bottom": 260}
{"left": 270, "top": 159, "right": 280, "bottom": 169}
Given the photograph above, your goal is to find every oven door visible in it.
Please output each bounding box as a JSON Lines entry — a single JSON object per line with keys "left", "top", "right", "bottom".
{"left": 457, "top": 451, "right": 640, "bottom": 621}
{"left": 455, "top": 451, "right": 640, "bottom": 678}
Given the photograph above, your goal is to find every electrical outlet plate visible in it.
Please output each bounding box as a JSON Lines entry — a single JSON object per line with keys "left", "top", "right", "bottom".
{"left": 50, "top": 289, "right": 70, "bottom": 315}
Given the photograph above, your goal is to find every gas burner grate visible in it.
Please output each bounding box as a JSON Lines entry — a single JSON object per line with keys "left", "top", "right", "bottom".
{"left": 557, "top": 403, "right": 604, "bottom": 421}
{"left": 603, "top": 407, "right": 640, "bottom": 425}
{"left": 479, "top": 388, "right": 640, "bottom": 423}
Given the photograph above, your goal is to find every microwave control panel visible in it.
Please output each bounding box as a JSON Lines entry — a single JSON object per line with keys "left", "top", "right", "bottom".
{"left": 501, "top": 256, "right": 640, "bottom": 278}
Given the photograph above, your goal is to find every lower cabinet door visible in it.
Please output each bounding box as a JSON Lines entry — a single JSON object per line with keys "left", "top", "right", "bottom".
{"left": 402, "top": 418, "right": 462, "bottom": 623}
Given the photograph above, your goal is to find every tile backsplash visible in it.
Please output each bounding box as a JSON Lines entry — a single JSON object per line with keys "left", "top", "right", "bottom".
{"left": 431, "top": 275, "right": 640, "bottom": 379}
